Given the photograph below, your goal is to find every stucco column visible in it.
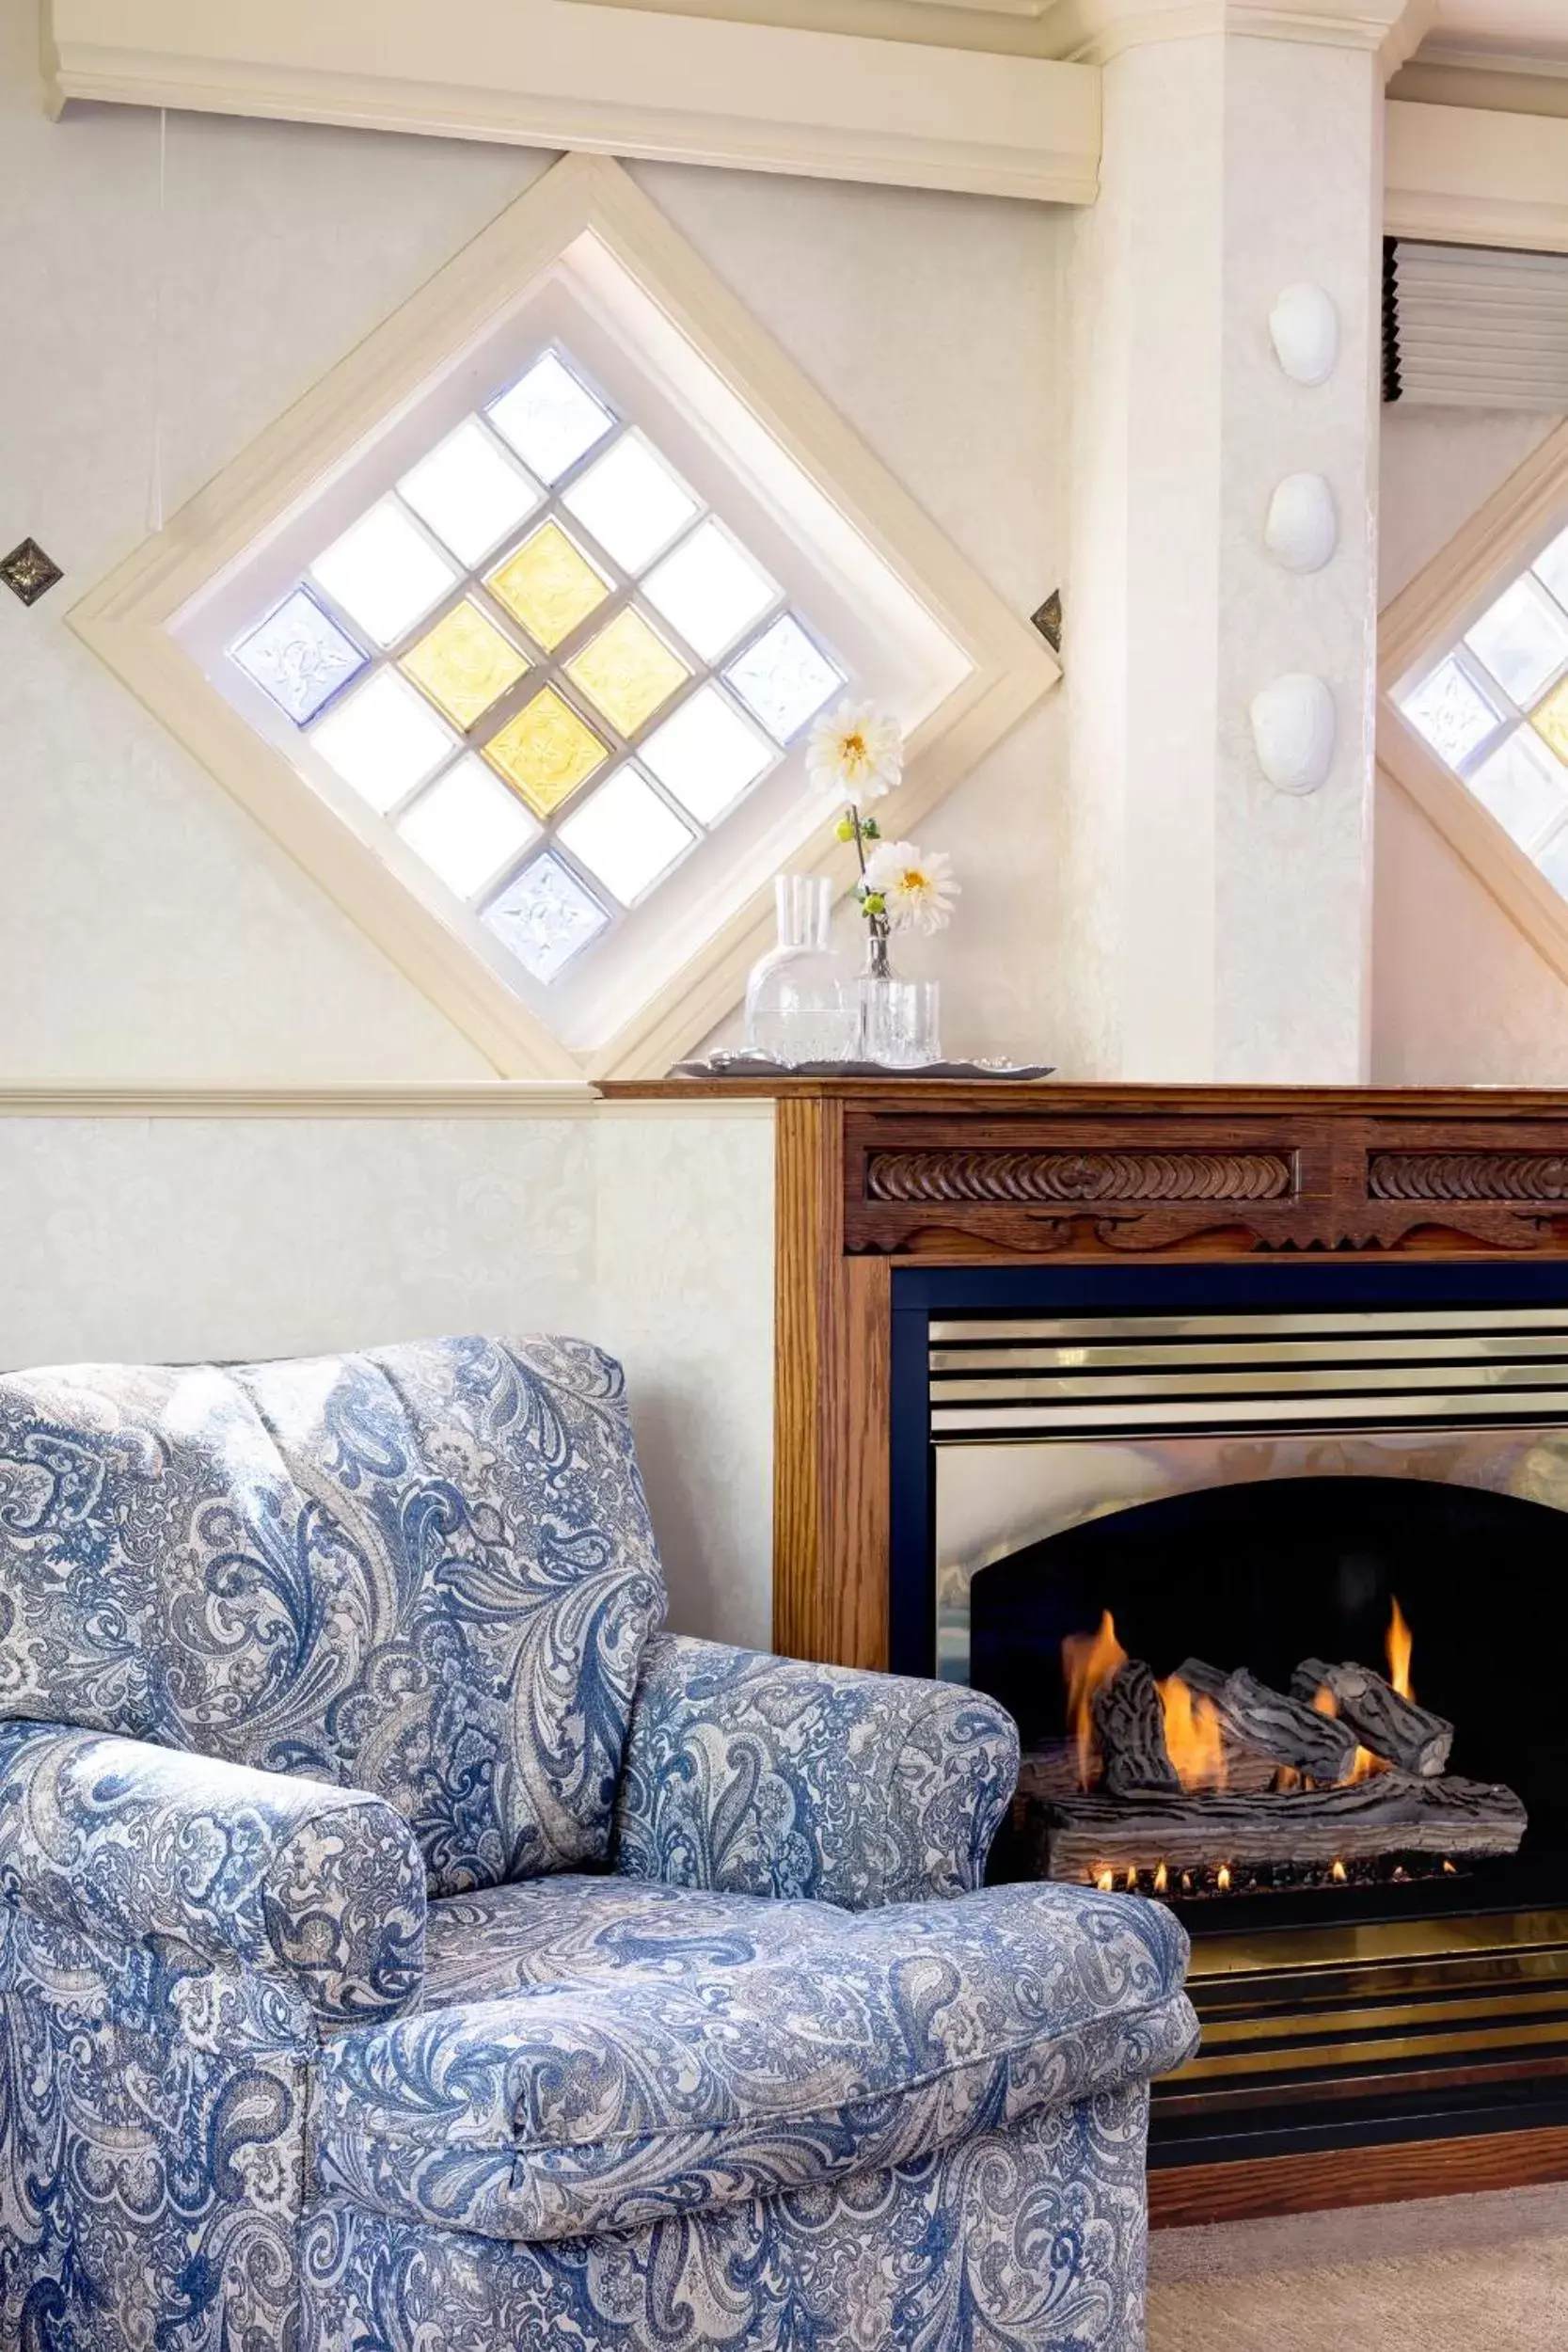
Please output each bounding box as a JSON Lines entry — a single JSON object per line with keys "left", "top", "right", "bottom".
{"left": 1064, "top": 2, "right": 1428, "bottom": 1082}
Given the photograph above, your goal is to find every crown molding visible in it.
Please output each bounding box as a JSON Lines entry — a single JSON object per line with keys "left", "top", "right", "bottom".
{"left": 1054, "top": 0, "right": 1432, "bottom": 69}
{"left": 1386, "top": 99, "right": 1568, "bottom": 251}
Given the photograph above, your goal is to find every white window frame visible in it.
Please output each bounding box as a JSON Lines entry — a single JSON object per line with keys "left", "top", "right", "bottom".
{"left": 1380, "top": 417, "right": 1568, "bottom": 993}
{"left": 71, "top": 153, "right": 1057, "bottom": 1078}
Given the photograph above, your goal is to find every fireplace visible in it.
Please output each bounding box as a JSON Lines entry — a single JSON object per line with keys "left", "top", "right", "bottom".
{"left": 606, "top": 1076, "right": 1568, "bottom": 2215}
{"left": 891, "top": 1261, "right": 1568, "bottom": 2175}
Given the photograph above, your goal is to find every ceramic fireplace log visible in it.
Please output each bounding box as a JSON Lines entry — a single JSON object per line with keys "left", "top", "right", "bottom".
{"left": 1177, "top": 1659, "right": 1357, "bottom": 1783}
{"left": 1040, "top": 1772, "right": 1526, "bottom": 1879}
{"left": 1291, "top": 1660, "right": 1454, "bottom": 1778}
{"left": 1093, "top": 1660, "right": 1180, "bottom": 1794}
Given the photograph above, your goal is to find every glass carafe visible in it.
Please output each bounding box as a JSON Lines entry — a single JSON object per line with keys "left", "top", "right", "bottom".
{"left": 743, "top": 876, "right": 858, "bottom": 1064}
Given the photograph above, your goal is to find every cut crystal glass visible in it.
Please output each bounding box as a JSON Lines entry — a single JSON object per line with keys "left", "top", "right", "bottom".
{"left": 230, "top": 588, "right": 368, "bottom": 724}
{"left": 562, "top": 435, "right": 698, "bottom": 576}
{"left": 400, "top": 600, "right": 530, "bottom": 731}
{"left": 1400, "top": 657, "right": 1502, "bottom": 771}
{"left": 309, "top": 501, "right": 459, "bottom": 649}
{"left": 639, "top": 682, "right": 775, "bottom": 823}
{"left": 641, "top": 519, "right": 777, "bottom": 662}
{"left": 483, "top": 850, "right": 609, "bottom": 981}
{"left": 486, "top": 352, "right": 615, "bottom": 485}
{"left": 397, "top": 420, "right": 541, "bottom": 567}
{"left": 309, "top": 669, "right": 458, "bottom": 811}
{"left": 485, "top": 521, "right": 611, "bottom": 652}
{"left": 396, "top": 754, "right": 540, "bottom": 897}
{"left": 1465, "top": 576, "right": 1568, "bottom": 708}
{"left": 743, "top": 875, "right": 857, "bottom": 1061}
{"left": 564, "top": 609, "right": 689, "bottom": 739}
{"left": 557, "top": 766, "right": 695, "bottom": 905}
{"left": 1531, "top": 675, "right": 1568, "bottom": 765}
{"left": 1466, "top": 728, "right": 1568, "bottom": 850}
{"left": 724, "top": 613, "right": 845, "bottom": 743}
{"left": 482, "top": 686, "right": 609, "bottom": 816}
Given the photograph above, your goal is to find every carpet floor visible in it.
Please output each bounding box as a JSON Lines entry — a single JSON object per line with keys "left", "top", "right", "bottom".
{"left": 1148, "top": 2182, "right": 1568, "bottom": 2351}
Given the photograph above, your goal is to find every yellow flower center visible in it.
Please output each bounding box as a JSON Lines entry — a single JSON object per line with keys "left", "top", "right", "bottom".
{"left": 900, "top": 867, "right": 927, "bottom": 892}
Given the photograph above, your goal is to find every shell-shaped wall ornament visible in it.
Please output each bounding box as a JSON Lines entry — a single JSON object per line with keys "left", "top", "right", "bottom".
{"left": 1268, "top": 283, "right": 1339, "bottom": 387}
{"left": 1264, "top": 472, "right": 1338, "bottom": 572}
{"left": 1249, "top": 673, "right": 1336, "bottom": 794}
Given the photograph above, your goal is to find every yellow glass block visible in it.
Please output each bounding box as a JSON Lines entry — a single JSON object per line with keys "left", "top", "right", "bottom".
{"left": 485, "top": 521, "right": 610, "bottom": 651}
{"left": 564, "top": 609, "right": 691, "bottom": 739}
{"left": 400, "top": 600, "right": 528, "bottom": 730}
{"left": 1532, "top": 676, "right": 1568, "bottom": 764}
{"left": 483, "top": 687, "right": 609, "bottom": 817}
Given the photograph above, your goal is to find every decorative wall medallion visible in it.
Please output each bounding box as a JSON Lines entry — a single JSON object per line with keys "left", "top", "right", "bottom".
{"left": 1031, "top": 589, "right": 1063, "bottom": 655}
{"left": 0, "top": 539, "right": 63, "bottom": 606}
{"left": 1264, "top": 473, "right": 1338, "bottom": 573}
{"left": 1249, "top": 673, "right": 1336, "bottom": 794}
{"left": 1268, "top": 283, "right": 1339, "bottom": 387}
{"left": 865, "top": 1148, "right": 1294, "bottom": 1206}
{"left": 1370, "top": 1152, "right": 1568, "bottom": 1202}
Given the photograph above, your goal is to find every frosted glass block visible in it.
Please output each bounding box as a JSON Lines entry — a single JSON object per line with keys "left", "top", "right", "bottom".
{"left": 397, "top": 421, "right": 541, "bottom": 567}
{"left": 1532, "top": 523, "right": 1568, "bottom": 612}
{"left": 1466, "top": 727, "right": 1568, "bottom": 850}
{"left": 483, "top": 851, "right": 609, "bottom": 982}
{"left": 400, "top": 600, "right": 530, "bottom": 731}
{"left": 558, "top": 767, "right": 696, "bottom": 905}
{"left": 564, "top": 609, "right": 689, "bottom": 739}
{"left": 309, "top": 501, "right": 459, "bottom": 648}
{"left": 1532, "top": 674, "right": 1568, "bottom": 764}
{"left": 485, "top": 522, "right": 610, "bottom": 652}
{"left": 723, "top": 614, "right": 845, "bottom": 743}
{"left": 396, "top": 754, "right": 541, "bottom": 898}
{"left": 1465, "top": 576, "right": 1568, "bottom": 707}
{"left": 482, "top": 686, "right": 609, "bottom": 817}
{"left": 1399, "top": 657, "right": 1502, "bottom": 771}
{"left": 641, "top": 519, "right": 777, "bottom": 661}
{"left": 309, "top": 669, "right": 458, "bottom": 812}
{"left": 640, "top": 682, "right": 775, "bottom": 823}
{"left": 230, "top": 588, "right": 366, "bottom": 724}
{"left": 486, "top": 352, "right": 614, "bottom": 485}
{"left": 561, "top": 435, "right": 698, "bottom": 575}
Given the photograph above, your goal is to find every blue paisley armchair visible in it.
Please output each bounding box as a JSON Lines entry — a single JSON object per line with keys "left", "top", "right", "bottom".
{"left": 0, "top": 1334, "right": 1196, "bottom": 2352}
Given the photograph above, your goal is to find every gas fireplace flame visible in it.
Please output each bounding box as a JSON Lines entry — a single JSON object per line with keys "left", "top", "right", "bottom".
{"left": 1157, "top": 1672, "right": 1228, "bottom": 1793}
{"left": 1387, "top": 1596, "right": 1415, "bottom": 1704}
{"left": 1062, "top": 1611, "right": 1128, "bottom": 1789}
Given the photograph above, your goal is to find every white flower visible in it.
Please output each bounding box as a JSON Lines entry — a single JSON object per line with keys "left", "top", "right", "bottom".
{"left": 862, "top": 840, "right": 959, "bottom": 934}
{"left": 805, "top": 700, "right": 903, "bottom": 805}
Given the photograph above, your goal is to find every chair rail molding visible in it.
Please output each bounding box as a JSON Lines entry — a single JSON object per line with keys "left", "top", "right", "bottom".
{"left": 0, "top": 1082, "right": 775, "bottom": 1120}
{"left": 1377, "top": 416, "right": 1568, "bottom": 992}
{"left": 40, "top": 0, "right": 1101, "bottom": 203}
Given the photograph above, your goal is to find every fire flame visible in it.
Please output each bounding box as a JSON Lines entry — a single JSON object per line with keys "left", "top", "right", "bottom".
{"left": 1157, "top": 1673, "right": 1228, "bottom": 1792}
{"left": 1387, "top": 1596, "right": 1415, "bottom": 1703}
{"left": 1311, "top": 1676, "right": 1385, "bottom": 1784}
{"left": 1062, "top": 1611, "right": 1128, "bottom": 1789}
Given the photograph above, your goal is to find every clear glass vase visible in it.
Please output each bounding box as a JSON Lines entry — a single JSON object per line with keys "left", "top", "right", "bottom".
{"left": 743, "top": 876, "right": 858, "bottom": 1064}
{"left": 858, "top": 930, "right": 942, "bottom": 1068}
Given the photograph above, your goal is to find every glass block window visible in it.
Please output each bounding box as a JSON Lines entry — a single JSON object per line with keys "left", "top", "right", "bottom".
{"left": 223, "top": 347, "right": 847, "bottom": 987}
{"left": 1396, "top": 525, "right": 1568, "bottom": 883}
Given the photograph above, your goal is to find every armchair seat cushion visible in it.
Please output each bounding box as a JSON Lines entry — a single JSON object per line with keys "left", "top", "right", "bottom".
{"left": 312, "top": 1876, "right": 1197, "bottom": 2246}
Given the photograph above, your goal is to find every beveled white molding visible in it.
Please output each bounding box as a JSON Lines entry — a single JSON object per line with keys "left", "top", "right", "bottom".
{"left": 1386, "top": 100, "right": 1568, "bottom": 252}
{"left": 41, "top": 0, "right": 1100, "bottom": 204}
{"left": 1051, "top": 0, "right": 1432, "bottom": 69}
{"left": 1378, "top": 417, "right": 1568, "bottom": 992}
{"left": 0, "top": 1083, "right": 773, "bottom": 1120}
{"left": 70, "top": 153, "right": 1056, "bottom": 1085}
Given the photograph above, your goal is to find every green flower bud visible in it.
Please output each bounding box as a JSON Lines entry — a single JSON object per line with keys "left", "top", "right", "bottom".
{"left": 834, "top": 817, "right": 857, "bottom": 842}
{"left": 861, "top": 891, "right": 887, "bottom": 917}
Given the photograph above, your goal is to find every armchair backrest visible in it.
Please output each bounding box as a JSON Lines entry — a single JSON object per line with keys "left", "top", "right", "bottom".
{"left": 0, "top": 1334, "right": 665, "bottom": 1893}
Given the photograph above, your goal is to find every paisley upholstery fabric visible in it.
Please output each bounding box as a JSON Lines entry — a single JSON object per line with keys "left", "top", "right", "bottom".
{"left": 0, "top": 1334, "right": 665, "bottom": 1892}
{"left": 0, "top": 1334, "right": 1195, "bottom": 2351}
{"left": 301, "top": 2087, "right": 1155, "bottom": 2352}
{"left": 314, "top": 1875, "right": 1195, "bottom": 2243}
{"left": 614, "top": 1631, "right": 1020, "bottom": 1906}
{"left": 0, "top": 1720, "right": 425, "bottom": 2019}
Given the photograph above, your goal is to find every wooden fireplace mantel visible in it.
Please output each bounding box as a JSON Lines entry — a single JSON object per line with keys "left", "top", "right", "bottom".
{"left": 604, "top": 1078, "right": 1568, "bottom": 1672}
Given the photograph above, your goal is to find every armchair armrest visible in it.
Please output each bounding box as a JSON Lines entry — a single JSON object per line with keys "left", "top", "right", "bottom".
{"left": 0, "top": 1722, "right": 426, "bottom": 2020}
{"left": 612, "top": 1634, "right": 1019, "bottom": 1909}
